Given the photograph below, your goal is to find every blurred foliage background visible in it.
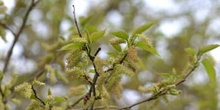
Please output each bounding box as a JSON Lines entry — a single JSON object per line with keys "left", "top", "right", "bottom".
{"left": 0, "top": 0, "right": 220, "bottom": 110}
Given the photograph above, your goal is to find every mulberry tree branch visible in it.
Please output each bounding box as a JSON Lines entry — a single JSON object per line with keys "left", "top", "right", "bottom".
{"left": 0, "top": 1, "right": 40, "bottom": 110}
{"left": 31, "top": 85, "right": 46, "bottom": 106}
{"left": 72, "top": 5, "right": 82, "bottom": 38}
{"left": 0, "top": 23, "right": 16, "bottom": 37}
{"left": 3, "top": 0, "right": 40, "bottom": 74}
{"left": 119, "top": 54, "right": 202, "bottom": 110}
{"left": 70, "top": 5, "right": 104, "bottom": 109}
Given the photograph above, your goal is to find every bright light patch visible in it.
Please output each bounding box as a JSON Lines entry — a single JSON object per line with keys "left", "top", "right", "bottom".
{"left": 70, "top": 0, "right": 89, "bottom": 16}
{"left": 60, "top": 19, "right": 72, "bottom": 33}
{"left": 97, "top": 45, "right": 109, "bottom": 59}
{"left": 106, "top": 11, "right": 123, "bottom": 27}
{"left": 194, "top": 9, "right": 209, "bottom": 23}
{"left": 2, "top": 0, "right": 15, "bottom": 13}
{"left": 50, "top": 85, "right": 67, "bottom": 96}
{"left": 144, "top": 0, "right": 176, "bottom": 11}
{"left": 122, "top": 89, "right": 141, "bottom": 104}
{"left": 208, "top": 18, "right": 220, "bottom": 34}
{"left": 0, "top": 31, "right": 14, "bottom": 52}
{"left": 159, "top": 18, "right": 188, "bottom": 37}
{"left": 210, "top": 45, "right": 220, "bottom": 63}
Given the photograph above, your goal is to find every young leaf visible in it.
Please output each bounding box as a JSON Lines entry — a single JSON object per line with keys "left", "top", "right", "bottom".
{"left": 137, "top": 59, "right": 146, "bottom": 69}
{"left": 111, "top": 44, "right": 122, "bottom": 52}
{"left": 85, "top": 25, "right": 98, "bottom": 33}
{"left": 90, "top": 30, "right": 105, "bottom": 42}
{"left": 185, "top": 48, "right": 196, "bottom": 56}
{"left": 0, "top": 1, "right": 4, "bottom": 5}
{"left": 48, "top": 88, "right": 52, "bottom": 96}
{"left": 198, "top": 44, "right": 219, "bottom": 55}
{"left": 202, "top": 58, "right": 216, "bottom": 82}
{"left": 60, "top": 43, "right": 83, "bottom": 51}
{"left": 89, "top": 69, "right": 95, "bottom": 74}
{"left": 159, "top": 73, "right": 171, "bottom": 78}
{"left": 55, "top": 71, "right": 68, "bottom": 84}
{"left": 111, "top": 31, "right": 129, "bottom": 40}
{"left": 0, "top": 70, "right": 3, "bottom": 81}
{"left": 136, "top": 41, "right": 159, "bottom": 55}
{"left": 79, "top": 16, "right": 92, "bottom": 26}
{"left": 0, "top": 5, "right": 7, "bottom": 14}
{"left": 107, "top": 52, "right": 118, "bottom": 57}
{"left": 54, "top": 96, "right": 67, "bottom": 103}
{"left": 132, "top": 22, "right": 154, "bottom": 36}
{"left": 0, "top": 26, "right": 6, "bottom": 42}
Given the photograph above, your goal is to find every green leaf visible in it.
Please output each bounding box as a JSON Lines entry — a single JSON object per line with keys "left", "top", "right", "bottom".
{"left": 202, "top": 58, "right": 216, "bottom": 82}
{"left": 89, "top": 69, "right": 95, "bottom": 74}
{"left": 198, "top": 44, "right": 219, "bottom": 55}
{"left": 111, "top": 44, "right": 122, "bottom": 52}
{"left": 0, "top": 1, "right": 4, "bottom": 5}
{"left": 90, "top": 30, "right": 105, "bottom": 42}
{"left": 113, "top": 45, "right": 122, "bottom": 52}
{"left": 85, "top": 25, "right": 98, "bottom": 33}
{"left": 159, "top": 73, "right": 171, "bottom": 78}
{"left": 55, "top": 71, "right": 68, "bottom": 84}
{"left": 60, "top": 43, "right": 83, "bottom": 51}
{"left": 54, "top": 96, "right": 67, "bottom": 103}
{"left": 136, "top": 41, "right": 159, "bottom": 55}
{"left": 132, "top": 22, "right": 154, "bottom": 36}
{"left": 169, "top": 89, "right": 181, "bottom": 95}
{"left": 185, "top": 48, "right": 196, "bottom": 56}
{"left": 111, "top": 31, "right": 129, "bottom": 40}
{"left": 0, "top": 26, "right": 6, "bottom": 42}
{"left": 0, "top": 6, "right": 7, "bottom": 14}
{"left": 137, "top": 59, "right": 146, "bottom": 69}
{"left": 107, "top": 52, "right": 118, "bottom": 57}
{"left": 0, "top": 70, "right": 3, "bottom": 81}
{"left": 79, "top": 16, "right": 92, "bottom": 26}
{"left": 48, "top": 88, "right": 52, "bottom": 95}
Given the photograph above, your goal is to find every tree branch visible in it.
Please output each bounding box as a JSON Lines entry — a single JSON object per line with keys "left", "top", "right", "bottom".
{"left": 67, "top": 96, "right": 84, "bottom": 109}
{"left": 32, "top": 85, "right": 46, "bottom": 106}
{"left": 3, "top": 0, "right": 40, "bottom": 74}
{"left": 71, "top": 6, "right": 103, "bottom": 109}
{"left": 94, "top": 47, "right": 101, "bottom": 57}
{"left": 72, "top": 105, "right": 119, "bottom": 110}
{"left": 0, "top": 23, "right": 16, "bottom": 37}
{"left": 72, "top": 5, "right": 82, "bottom": 38}
{"left": 104, "top": 53, "right": 127, "bottom": 73}
{"left": 0, "top": 1, "right": 40, "bottom": 109}
{"left": 119, "top": 54, "right": 201, "bottom": 110}
{"left": 104, "top": 53, "right": 127, "bottom": 84}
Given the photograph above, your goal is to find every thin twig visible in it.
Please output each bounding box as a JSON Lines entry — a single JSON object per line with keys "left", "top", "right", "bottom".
{"left": 0, "top": 1, "right": 39, "bottom": 109}
{"left": 67, "top": 96, "right": 84, "bottom": 109}
{"left": 104, "top": 53, "right": 127, "bottom": 84}
{"left": 88, "top": 47, "right": 102, "bottom": 96}
{"left": 3, "top": 0, "right": 40, "bottom": 73}
{"left": 72, "top": 6, "right": 102, "bottom": 105}
{"left": 84, "top": 75, "right": 93, "bottom": 85}
{"left": 175, "top": 54, "right": 201, "bottom": 86}
{"left": 87, "top": 48, "right": 103, "bottom": 109}
{"left": 70, "top": 5, "right": 102, "bottom": 109}
{"left": 72, "top": 5, "right": 82, "bottom": 37}
{"left": 70, "top": 105, "right": 119, "bottom": 110}
{"left": 104, "top": 53, "right": 127, "bottom": 73}
{"left": 119, "top": 54, "right": 201, "bottom": 110}
{"left": 119, "top": 90, "right": 167, "bottom": 110}
{"left": 32, "top": 85, "right": 46, "bottom": 105}
{"left": 94, "top": 47, "right": 101, "bottom": 57}
{"left": 94, "top": 106, "right": 119, "bottom": 110}
{"left": 0, "top": 23, "right": 16, "bottom": 36}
